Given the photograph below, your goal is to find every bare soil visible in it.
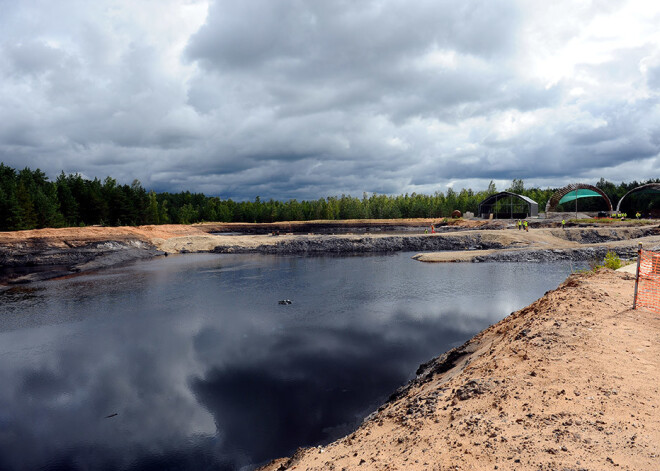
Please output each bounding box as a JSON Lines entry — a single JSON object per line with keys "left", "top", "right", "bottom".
{"left": 413, "top": 227, "right": 660, "bottom": 262}
{"left": 2, "top": 221, "right": 658, "bottom": 284}
{"left": 259, "top": 269, "right": 660, "bottom": 471}
{"left": 0, "top": 224, "right": 205, "bottom": 246}
{"left": 194, "top": 218, "right": 493, "bottom": 234}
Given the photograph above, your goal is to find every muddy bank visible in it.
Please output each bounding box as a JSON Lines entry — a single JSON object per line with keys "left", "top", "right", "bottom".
{"left": 1, "top": 223, "right": 658, "bottom": 284}
{"left": 413, "top": 226, "right": 660, "bottom": 263}
{"left": 0, "top": 225, "right": 193, "bottom": 284}
{"left": 471, "top": 245, "right": 649, "bottom": 263}
{"left": 210, "top": 233, "right": 505, "bottom": 255}
{"left": 167, "top": 226, "right": 659, "bottom": 256}
{"left": 557, "top": 226, "right": 658, "bottom": 244}
{"left": 259, "top": 269, "right": 660, "bottom": 470}
{"left": 0, "top": 240, "right": 163, "bottom": 284}
{"left": 196, "top": 218, "right": 494, "bottom": 235}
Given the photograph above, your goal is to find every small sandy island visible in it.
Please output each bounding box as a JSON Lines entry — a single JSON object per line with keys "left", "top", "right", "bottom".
{"left": 259, "top": 268, "right": 660, "bottom": 471}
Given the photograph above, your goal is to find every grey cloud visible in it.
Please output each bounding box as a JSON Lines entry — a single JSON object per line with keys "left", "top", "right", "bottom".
{"left": 646, "top": 63, "right": 660, "bottom": 90}
{"left": 187, "top": 0, "right": 520, "bottom": 71}
{"left": 0, "top": 0, "right": 658, "bottom": 201}
{"left": 185, "top": 0, "right": 526, "bottom": 123}
{"left": 5, "top": 40, "right": 68, "bottom": 76}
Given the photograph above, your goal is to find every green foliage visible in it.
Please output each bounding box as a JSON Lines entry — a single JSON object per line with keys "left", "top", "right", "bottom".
{"left": 507, "top": 179, "right": 525, "bottom": 194}
{"left": 486, "top": 180, "right": 497, "bottom": 195}
{"left": 584, "top": 250, "right": 623, "bottom": 272}
{"left": 177, "top": 203, "right": 197, "bottom": 224}
{"left": 569, "top": 218, "right": 615, "bottom": 224}
{"left": 147, "top": 190, "right": 159, "bottom": 224}
{"left": 603, "top": 251, "right": 622, "bottom": 270}
{"left": 0, "top": 162, "right": 658, "bottom": 230}
{"left": 568, "top": 218, "right": 654, "bottom": 226}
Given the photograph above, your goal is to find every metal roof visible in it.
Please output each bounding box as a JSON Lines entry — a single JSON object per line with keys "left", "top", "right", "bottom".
{"left": 616, "top": 183, "right": 660, "bottom": 212}
{"left": 477, "top": 191, "right": 539, "bottom": 218}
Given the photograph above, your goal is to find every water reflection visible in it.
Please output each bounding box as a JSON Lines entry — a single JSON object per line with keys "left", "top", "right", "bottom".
{"left": 190, "top": 312, "right": 474, "bottom": 467}
{"left": 0, "top": 254, "right": 580, "bottom": 470}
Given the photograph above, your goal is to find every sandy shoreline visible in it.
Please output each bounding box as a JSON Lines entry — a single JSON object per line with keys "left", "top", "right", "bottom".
{"left": 146, "top": 225, "right": 660, "bottom": 263}
{"left": 1, "top": 221, "right": 658, "bottom": 284}
{"left": 259, "top": 269, "right": 660, "bottom": 470}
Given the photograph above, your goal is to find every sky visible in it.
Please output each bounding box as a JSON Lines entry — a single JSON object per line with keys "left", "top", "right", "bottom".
{"left": 1, "top": 0, "right": 659, "bottom": 200}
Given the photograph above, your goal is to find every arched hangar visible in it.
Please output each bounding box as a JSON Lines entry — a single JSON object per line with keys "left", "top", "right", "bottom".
{"left": 615, "top": 183, "right": 660, "bottom": 214}
{"left": 545, "top": 183, "right": 613, "bottom": 213}
{"left": 477, "top": 192, "right": 538, "bottom": 219}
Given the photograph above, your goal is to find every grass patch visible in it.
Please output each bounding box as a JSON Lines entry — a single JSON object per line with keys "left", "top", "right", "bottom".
{"left": 577, "top": 250, "right": 623, "bottom": 273}
{"left": 568, "top": 218, "right": 656, "bottom": 225}
{"left": 603, "top": 251, "right": 622, "bottom": 270}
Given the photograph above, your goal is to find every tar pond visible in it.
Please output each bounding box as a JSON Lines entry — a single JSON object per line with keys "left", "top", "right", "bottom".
{"left": 0, "top": 253, "right": 582, "bottom": 470}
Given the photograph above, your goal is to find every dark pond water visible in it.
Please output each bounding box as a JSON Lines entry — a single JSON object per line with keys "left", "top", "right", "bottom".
{"left": 0, "top": 253, "right": 581, "bottom": 470}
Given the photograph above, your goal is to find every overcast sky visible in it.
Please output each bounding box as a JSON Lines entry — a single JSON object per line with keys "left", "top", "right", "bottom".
{"left": 1, "top": 0, "right": 659, "bottom": 200}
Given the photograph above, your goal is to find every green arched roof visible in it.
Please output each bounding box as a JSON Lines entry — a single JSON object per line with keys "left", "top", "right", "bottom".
{"left": 558, "top": 189, "right": 603, "bottom": 205}
{"left": 545, "top": 183, "right": 613, "bottom": 212}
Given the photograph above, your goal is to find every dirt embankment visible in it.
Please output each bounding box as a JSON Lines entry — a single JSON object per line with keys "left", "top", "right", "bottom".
{"left": 259, "top": 269, "right": 660, "bottom": 471}
{"left": 1, "top": 221, "right": 658, "bottom": 284}
{"left": 413, "top": 226, "right": 660, "bottom": 263}
{"left": 195, "top": 218, "right": 494, "bottom": 234}
{"left": 0, "top": 225, "right": 202, "bottom": 284}
{"left": 155, "top": 225, "right": 658, "bottom": 256}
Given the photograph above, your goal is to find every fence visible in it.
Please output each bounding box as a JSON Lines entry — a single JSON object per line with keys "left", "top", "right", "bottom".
{"left": 634, "top": 248, "right": 660, "bottom": 314}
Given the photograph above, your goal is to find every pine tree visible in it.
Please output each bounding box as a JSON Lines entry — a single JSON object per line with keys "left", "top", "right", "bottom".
{"left": 147, "top": 190, "right": 159, "bottom": 224}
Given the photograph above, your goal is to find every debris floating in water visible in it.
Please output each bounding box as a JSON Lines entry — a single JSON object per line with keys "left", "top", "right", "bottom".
{"left": 278, "top": 299, "right": 292, "bottom": 305}
{"left": 104, "top": 413, "right": 118, "bottom": 419}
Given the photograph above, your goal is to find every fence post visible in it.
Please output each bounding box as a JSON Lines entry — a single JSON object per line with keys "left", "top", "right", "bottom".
{"left": 633, "top": 242, "right": 642, "bottom": 310}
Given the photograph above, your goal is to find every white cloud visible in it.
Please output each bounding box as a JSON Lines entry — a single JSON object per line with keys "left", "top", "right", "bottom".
{"left": 0, "top": 0, "right": 657, "bottom": 200}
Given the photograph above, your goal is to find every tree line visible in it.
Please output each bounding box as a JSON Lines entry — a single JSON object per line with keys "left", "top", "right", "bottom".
{"left": 0, "top": 163, "right": 657, "bottom": 231}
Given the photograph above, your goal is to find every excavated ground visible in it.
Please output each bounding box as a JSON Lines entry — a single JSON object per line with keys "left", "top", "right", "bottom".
{"left": 413, "top": 226, "right": 660, "bottom": 263}
{"left": 0, "top": 225, "right": 194, "bottom": 284}
{"left": 2, "top": 222, "right": 659, "bottom": 470}
{"left": 0, "top": 221, "right": 658, "bottom": 284}
{"left": 259, "top": 269, "right": 660, "bottom": 471}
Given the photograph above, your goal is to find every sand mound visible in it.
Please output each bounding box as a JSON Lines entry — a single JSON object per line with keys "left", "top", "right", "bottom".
{"left": 260, "top": 269, "right": 660, "bottom": 470}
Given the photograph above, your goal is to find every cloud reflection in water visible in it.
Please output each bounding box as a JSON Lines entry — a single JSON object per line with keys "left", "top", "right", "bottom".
{"left": 0, "top": 254, "right": 578, "bottom": 470}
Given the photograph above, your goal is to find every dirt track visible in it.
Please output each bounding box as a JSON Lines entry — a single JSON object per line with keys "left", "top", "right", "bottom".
{"left": 259, "top": 269, "right": 660, "bottom": 470}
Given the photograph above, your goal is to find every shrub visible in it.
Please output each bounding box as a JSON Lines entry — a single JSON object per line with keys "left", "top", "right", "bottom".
{"left": 603, "top": 251, "right": 622, "bottom": 270}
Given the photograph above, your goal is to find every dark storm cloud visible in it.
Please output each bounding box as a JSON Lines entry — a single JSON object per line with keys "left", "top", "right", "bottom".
{"left": 191, "top": 1, "right": 519, "bottom": 64}
{"left": 184, "top": 0, "right": 524, "bottom": 123}
{"left": 0, "top": 0, "right": 658, "bottom": 199}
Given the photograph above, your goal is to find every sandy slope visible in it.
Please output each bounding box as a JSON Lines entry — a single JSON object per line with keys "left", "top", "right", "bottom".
{"left": 1, "top": 222, "right": 656, "bottom": 257}
{"left": 413, "top": 227, "right": 660, "bottom": 262}
{"left": 146, "top": 226, "right": 660, "bottom": 256}
{"left": 0, "top": 224, "right": 205, "bottom": 245}
{"left": 260, "top": 269, "right": 660, "bottom": 471}
{"left": 2, "top": 223, "right": 657, "bottom": 284}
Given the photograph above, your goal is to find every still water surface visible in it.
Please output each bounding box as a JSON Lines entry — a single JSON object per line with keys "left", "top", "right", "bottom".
{"left": 0, "top": 253, "right": 580, "bottom": 470}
